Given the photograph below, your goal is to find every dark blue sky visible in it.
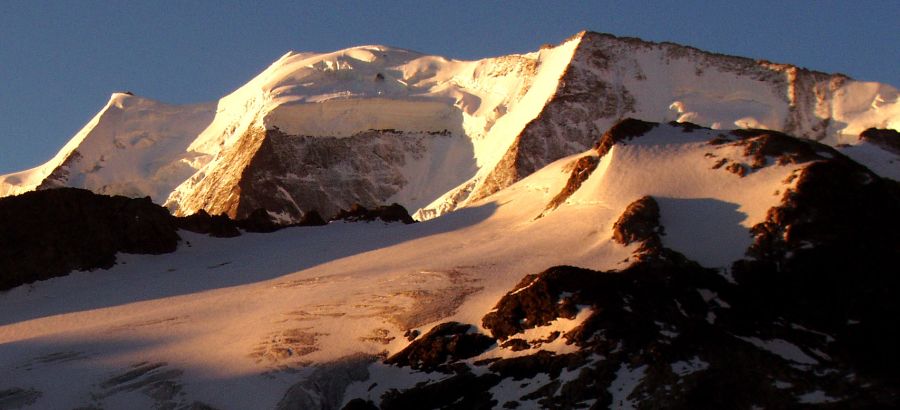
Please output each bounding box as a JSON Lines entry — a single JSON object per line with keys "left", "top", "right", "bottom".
{"left": 1, "top": 1, "right": 898, "bottom": 173}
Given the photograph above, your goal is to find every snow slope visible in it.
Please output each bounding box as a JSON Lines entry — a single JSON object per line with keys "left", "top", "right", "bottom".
{"left": 0, "top": 94, "right": 215, "bottom": 202}
{"left": 0, "top": 122, "right": 830, "bottom": 409}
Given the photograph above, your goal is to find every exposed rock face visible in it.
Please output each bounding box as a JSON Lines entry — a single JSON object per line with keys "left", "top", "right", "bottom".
{"left": 373, "top": 251, "right": 899, "bottom": 408}
{"left": 36, "top": 150, "right": 83, "bottom": 190}
{"left": 0, "top": 188, "right": 180, "bottom": 290}
{"left": 175, "top": 209, "right": 241, "bottom": 238}
{"left": 594, "top": 118, "right": 658, "bottom": 157}
{"left": 332, "top": 203, "right": 415, "bottom": 224}
{"left": 173, "top": 127, "right": 464, "bottom": 222}
{"left": 482, "top": 266, "right": 590, "bottom": 341}
{"left": 380, "top": 371, "right": 500, "bottom": 410}
{"left": 730, "top": 128, "right": 835, "bottom": 169}
{"left": 296, "top": 210, "right": 328, "bottom": 226}
{"left": 169, "top": 126, "right": 269, "bottom": 219}
{"left": 235, "top": 128, "right": 419, "bottom": 221}
{"left": 734, "top": 155, "right": 900, "bottom": 379}
{"left": 543, "top": 155, "right": 599, "bottom": 212}
{"left": 468, "top": 30, "right": 852, "bottom": 204}
{"left": 700, "top": 126, "right": 846, "bottom": 182}
{"left": 540, "top": 118, "right": 658, "bottom": 216}
{"left": 471, "top": 34, "right": 638, "bottom": 201}
{"left": 385, "top": 322, "right": 494, "bottom": 372}
{"left": 611, "top": 195, "right": 663, "bottom": 249}
{"left": 236, "top": 208, "right": 284, "bottom": 233}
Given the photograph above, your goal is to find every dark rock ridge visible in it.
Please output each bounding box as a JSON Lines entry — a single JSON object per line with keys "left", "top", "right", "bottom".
{"left": 342, "top": 398, "right": 378, "bottom": 410}
{"left": 372, "top": 256, "right": 898, "bottom": 408}
{"left": 175, "top": 209, "right": 241, "bottom": 238}
{"left": 481, "top": 266, "right": 589, "bottom": 342}
{"left": 593, "top": 118, "right": 658, "bottom": 158}
{"left": 332, "top": 203, "right": 415, "bottom": 224}
{"left": 611, "top": 195, "right": 664, "bottom": 250}
{"left": 379, "top": 370, "right": 500, "bottom": 410}
{"left": 0, "top": 188, "right": 327, "bottom": 290}
{"left": 729, "top": 128, "right": 837, "bottom": 169}
{"left": 0, "top": 188, "right": 179, "bottom": 290}
{"left": 384, "top": 322, "right": 494, "bottom": 372}
{"left": 702, "top": 127, "right": 848, "bottom": 180}
{"left": 540, "top": 118, "right": 657, "bottom": 215}
{"left": 35, "top": 149, "right": 83, "bottom": 190}
{"left": 733, "top": 152, "right": 900, "bottom": 379}
{"left": 859, "top": 127, "right": 900, "bottom": 154}
{"left": 543, "top": 155, "right": 599, "bottom": 212}
{"left": 356, "top": 158, "right": 900, "bottom": 408}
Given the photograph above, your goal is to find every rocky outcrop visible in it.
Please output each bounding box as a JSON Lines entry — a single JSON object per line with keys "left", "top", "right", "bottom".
{"left": 175, "top": 209, "right": 241, "bottom": 238}
{"left": 170, "top": 126, "right": 269, "bottom": 219}
{"left": 594, "top": 118, "right": 658, "bottom": 157}
{"left": 296, "top": 210, "right": 328, "bottom": 226}
{"left": 373, "top": 248, "right": 898, "bottom": 408}
{"left": 540, "top": 118, "right": 658, "bottom": 216}
{"left": 859, "top": 127, "right": 900, "bottom": 154}
{"left": 543, "top": 155, "right": 599, "bottom": 212}
{"left": 362, "top": 152, "right": 900, "bottom": 408}
{"left": 0, "top": 188, "right": 180, "bottom": 290}
{"left": 332, "top": 203, "right": 415, "bottom": 224}
{"left": 236, "top": 208, "right": 285, "bottom": 233}
{"left": 702, "top": 127, "right": 847, "bottom": 180}
{"left": 611, "top": 195, "right": 663, "bottom": 249}
{"left": 482, "top": 266, "right": 590, "bottom": 341}
{"left": 730, "top": 128, "right": 835, "bottom": 169}
{"left": 733, "top": 155, "right": 900, "bottom": 379}
{"left": 385, "top": 322, "right": 494, "bottom": 372}
{"left": 340, "top": 398, "right": 378, "bottom": 410}
{"left": 35, "top": 150, "right": 83, "bottom": 190}
{"left": 380, "top": 371, "right": 500, "bottom": 410}
{"left": 0, "top": 188, "right": 333, "bottom": 291}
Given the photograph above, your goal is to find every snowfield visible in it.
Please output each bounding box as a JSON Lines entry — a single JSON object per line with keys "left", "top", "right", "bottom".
{"left": 0, "top": 121, "right": 835, "bottom": 409}
{"left": 0, "top": 31, "right": 898, "bottom": 409}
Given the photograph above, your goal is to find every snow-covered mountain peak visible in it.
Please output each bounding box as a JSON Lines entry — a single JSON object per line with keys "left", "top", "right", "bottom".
{"left": 254, "top": 45, "right": 426, "bottom": 100}
{"left": 1, "top": 31, "right": 897, "bottom": 224}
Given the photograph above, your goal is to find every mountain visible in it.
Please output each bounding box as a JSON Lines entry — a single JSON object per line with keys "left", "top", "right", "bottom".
{"left": 2, "top": 119, "right": 898, "bottom": 409}
{"left": 2, "top": 31, "right": 897, "bottom": 222}
{"left": 1, "top": 31, "right": 899, "bottom": 409}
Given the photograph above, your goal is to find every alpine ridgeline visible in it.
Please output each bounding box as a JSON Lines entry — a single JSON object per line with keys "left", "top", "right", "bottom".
{"left": 2, "top": 31, "right": 897, "bottom": 222}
